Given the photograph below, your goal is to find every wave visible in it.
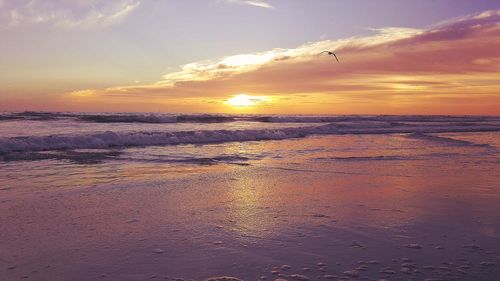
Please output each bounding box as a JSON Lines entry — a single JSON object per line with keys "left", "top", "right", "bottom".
{"left": 314, "top": 155, "right": 419, "bottom": 161}
{"left": 1, "top": 122, "right": 499, "bottom": 154}
{"left": 406, "top": 133, "right": 491, "bottom": 147}
{"left": 256, "top": 115, "right": 500, "bottom": 123}
{"left": 0, "top": 111, "right": 70, "bottom": 121}
{"left": 79, "top": 114, "right": 178, "bottom": 123}
{"left": 124, "top": 155, "right": 251, "bottom": 165}
{"left": 0, "top": 151, "right": 251, "bottom": 165}
{"left": 78, "top": 114, "right": 238, "bottom": 123}
{"left": 0, "top": 150, "right": 122, "bottom": 164}
{"left": 0, "top": 112, "right": 248, "bottom": 123}
{"left": 2, "top": 111, "right": 500, "bottom": 124}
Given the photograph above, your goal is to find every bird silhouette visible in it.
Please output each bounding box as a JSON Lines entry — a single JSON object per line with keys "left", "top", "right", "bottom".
{"left": 319, "top": 51, "right": 339, "bottom": 63}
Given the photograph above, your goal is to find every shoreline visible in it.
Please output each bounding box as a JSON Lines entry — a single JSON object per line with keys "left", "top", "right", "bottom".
{"left": 1, "top": 133, "right": 499, "bottom": 280}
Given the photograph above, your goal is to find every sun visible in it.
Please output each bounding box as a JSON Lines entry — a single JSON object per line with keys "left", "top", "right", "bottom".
{"left": 225, "top": 94, "right": 268, "bottom": 108}
{"left": 226, "top": 94, "right": 255, "bottom": 107}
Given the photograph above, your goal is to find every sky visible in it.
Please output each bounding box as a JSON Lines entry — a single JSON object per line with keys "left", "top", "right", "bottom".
{"left": 0, "top": 0, "right": 499, "bottom": 115}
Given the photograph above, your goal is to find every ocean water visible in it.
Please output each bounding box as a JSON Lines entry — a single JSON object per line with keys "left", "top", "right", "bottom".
{"left": 1, "top": 112, "right": 500, "bottom": 280}
{"left": 0, "top": 112, "right": 499, "bottom": 192}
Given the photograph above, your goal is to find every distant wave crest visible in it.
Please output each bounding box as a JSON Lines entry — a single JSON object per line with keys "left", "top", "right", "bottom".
{"left": 2, "top": 111, "right": 500, "bottom": 124}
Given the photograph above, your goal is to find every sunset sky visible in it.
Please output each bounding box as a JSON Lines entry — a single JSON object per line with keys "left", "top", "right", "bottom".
{"left": 0, "top": 0, "right": 499, "bottom": 114}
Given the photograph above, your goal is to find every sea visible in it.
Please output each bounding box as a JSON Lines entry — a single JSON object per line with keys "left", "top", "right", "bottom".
{"left": 1, "top": 112, "right": 500, "bottom": 280}
{"left": 1, "top": 111, "right": 499, "bottom": 192}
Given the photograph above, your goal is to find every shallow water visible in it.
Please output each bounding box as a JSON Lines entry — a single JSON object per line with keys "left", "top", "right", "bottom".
{"left": 0, "top": 113, "right": 499, "bottom": 280}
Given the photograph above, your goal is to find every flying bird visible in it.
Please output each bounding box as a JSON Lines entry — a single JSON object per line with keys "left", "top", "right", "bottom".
{"left": 319, "top": 51, "right": 339, "bottom": 63}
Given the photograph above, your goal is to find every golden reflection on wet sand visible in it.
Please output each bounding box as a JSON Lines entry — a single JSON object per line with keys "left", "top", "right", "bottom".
{"left": 0, "top": 133, "right": 499, "bottom": 280}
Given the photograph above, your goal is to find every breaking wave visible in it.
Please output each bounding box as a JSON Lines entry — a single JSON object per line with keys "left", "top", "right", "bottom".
{"left": 2, "top": 111, "right": 500, "bottom": 124}
{"left": 1, "top": 121, "right": 498, "bottom": 154}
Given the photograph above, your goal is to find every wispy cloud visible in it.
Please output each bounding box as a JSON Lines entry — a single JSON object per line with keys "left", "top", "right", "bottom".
{"left": 223, "top": 0, "right": 273, "bottom": 9}
{"left": 0, "top": 0, "right": 140, "bottom": 29}
{"left": 65, "top": 9, "right": 500, "bottom": 114}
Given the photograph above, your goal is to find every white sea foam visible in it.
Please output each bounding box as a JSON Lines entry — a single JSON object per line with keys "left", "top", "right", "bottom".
{"left": 0, "top": 120, "right": 498, "bottom": 154}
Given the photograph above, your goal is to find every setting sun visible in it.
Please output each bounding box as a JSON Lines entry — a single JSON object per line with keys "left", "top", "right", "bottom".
{"left": 225, "top": 94, "right": 268, "bottom": 108}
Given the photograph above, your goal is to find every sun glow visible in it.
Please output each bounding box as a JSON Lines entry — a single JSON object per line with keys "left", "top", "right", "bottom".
{"left": 225, "top": 94, "right": 268, "bottom": 108}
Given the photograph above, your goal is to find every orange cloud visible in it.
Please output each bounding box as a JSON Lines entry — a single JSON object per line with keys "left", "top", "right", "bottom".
{"left": 63, "top": 10, "right": 500, "bottom": 114}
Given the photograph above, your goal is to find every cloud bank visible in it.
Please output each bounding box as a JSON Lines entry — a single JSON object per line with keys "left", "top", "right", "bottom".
{"left": 63, "top": 10, "right": 500, "bottom": 114}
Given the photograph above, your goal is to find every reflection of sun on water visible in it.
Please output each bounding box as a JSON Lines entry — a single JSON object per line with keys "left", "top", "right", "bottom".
{"left": 225, "top": 175, "right": 271, "bottom": 236}
{"left": 225, "top": 94, "right": 269, "bottom": 108}
{"left": 219, "top": 142, "right": 278, "bottom": 237}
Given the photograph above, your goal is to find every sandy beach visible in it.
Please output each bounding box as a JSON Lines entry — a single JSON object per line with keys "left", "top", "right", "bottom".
{"left": 1, "top": 127, "right": 499, "bottom": 280}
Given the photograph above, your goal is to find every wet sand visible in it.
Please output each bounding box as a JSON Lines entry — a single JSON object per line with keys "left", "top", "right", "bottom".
{"left": 1, "top": 134, "right": 499, "bottom": 280}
